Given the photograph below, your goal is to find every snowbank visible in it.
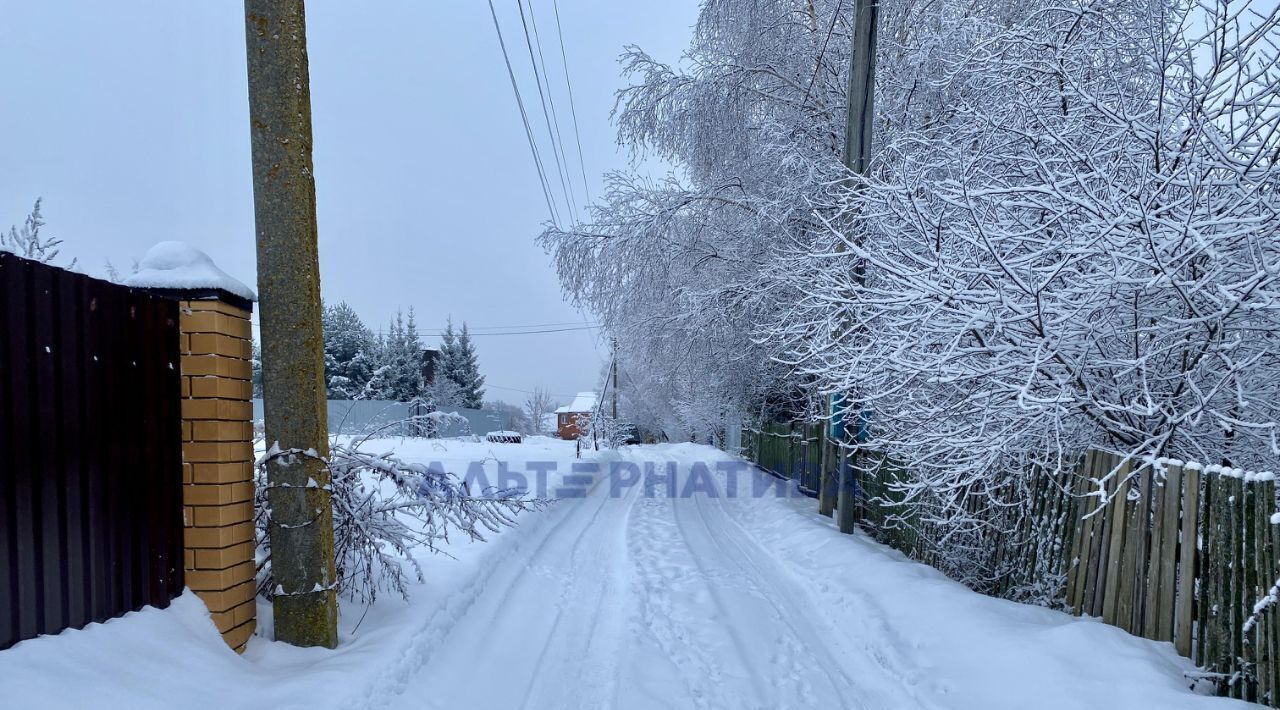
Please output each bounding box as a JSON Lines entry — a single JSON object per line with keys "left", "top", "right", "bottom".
{"left": 123, "top": 241, "right": 256, "bottom": 301}
{"left": 0, "top": 593, "right": 251, "bottom": 709}
{"left": 0, "top": 439, "right": 1248, "bottom": 709}
{"left": 649, "top": 442, "right": 1241, "bottom": 710}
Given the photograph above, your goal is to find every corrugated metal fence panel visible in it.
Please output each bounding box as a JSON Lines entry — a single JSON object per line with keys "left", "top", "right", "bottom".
{"left": 0, "top": 253, "right": 183, "bottom": 651}
{"left": 252, "top": 399, "right": 513, "bottom": 438}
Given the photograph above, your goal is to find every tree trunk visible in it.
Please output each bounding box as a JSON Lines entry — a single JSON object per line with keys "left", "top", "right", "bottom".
{"left": 244, "top": 0, "right": 338, "bottom": 648}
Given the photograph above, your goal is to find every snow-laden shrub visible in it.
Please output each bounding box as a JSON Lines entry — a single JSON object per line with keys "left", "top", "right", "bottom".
{"left": 3, "top": 199, "right": 75, "bottom": 267}
{"left": 255, "top": 439, "right": 545, "bottom": 604}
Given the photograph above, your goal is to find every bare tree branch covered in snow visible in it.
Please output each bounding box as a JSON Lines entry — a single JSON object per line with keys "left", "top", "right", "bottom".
{"left": 545, "top": 0, "right": 1280, "bottom": 592}
{"left": 541, "top": 0, "right": 864, "bottom": 437}
{"left": 780, "top": 0, "right": 1280, "bottom": 488}
{"left": 524, "top": 387, "right": 557, "bottom": 435}
{"left": 255, "top": 439, "right": 545, "bottom": 603}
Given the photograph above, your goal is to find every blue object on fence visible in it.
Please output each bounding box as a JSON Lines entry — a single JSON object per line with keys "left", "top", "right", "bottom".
{"left": 830, "top": 394, "right": 846, "bottom": 440}
{"left": 830, "top": 394, "right": 872, "bottom": 443}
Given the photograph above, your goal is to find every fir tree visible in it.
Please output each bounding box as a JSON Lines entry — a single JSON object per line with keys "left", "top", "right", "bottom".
{"left": 365, "top": 309, "right": 424, "bottom": 402}
{"left": 454, "top": 323, "right": 485, "bottom": 408}
{"left": 436, "top": 317, "right": 486, "bottom": 409}
{"left": 322, "top": 301, "right": 376, "bottom": 399}
{"left": 251, "top": 340, "right": 263, "bottom": 399}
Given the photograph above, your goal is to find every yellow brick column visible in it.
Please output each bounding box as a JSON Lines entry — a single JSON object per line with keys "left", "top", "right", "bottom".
{"left": 178, "top": 298, "right": 257, "bottom": 652}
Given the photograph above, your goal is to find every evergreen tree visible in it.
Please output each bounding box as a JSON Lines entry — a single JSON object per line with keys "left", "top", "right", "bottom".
{"left": 251, "top": 340, "right": 263, "bottom": 398}
{"left": 456, "top": 323, "right": 485, "bottom": 408}
{"left": 365, "top": 309, "right": 424, "bottom": 402}
{"left": 424, "top": 375, "right": 465, "bottom": 410}
{"left": 435, "top": 318, "right": 483, "bottom": 409}
{"left": 436, "top": 317, "right": 461, "bottom": 395}
{"left": 322, "top": 301, "right": 376, "bottom": 399}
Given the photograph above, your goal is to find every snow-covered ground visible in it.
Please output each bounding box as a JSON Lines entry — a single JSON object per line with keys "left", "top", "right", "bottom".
{"left": 0, "top": 439, "right": 1248, "bottom": 709}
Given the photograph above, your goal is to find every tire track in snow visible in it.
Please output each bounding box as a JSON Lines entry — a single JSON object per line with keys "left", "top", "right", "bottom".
{"left": 620, "top": 446, "right": 839, "bottom": 710}
{"left": 356, "top": 467, "right": 614, "bottom": 709}
{"left": 625, "top": 493, "right": 733, "bottom": 710}
{"left": 376, "top": 466, "right": 634, "bottom": 710}
{"left": 702, "top": 462, "right": 948, "bottom": 709}
{"left": 516, "top": 474, "right": 640, "bottom": 710}
{"left": 693, "top": 489, "right": 921, "bottom": 709}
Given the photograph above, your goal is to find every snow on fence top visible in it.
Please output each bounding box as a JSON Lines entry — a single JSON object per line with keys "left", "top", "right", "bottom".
{"left": 1145, "top": 455, "right": 1276, "bottom": 483}
{"left": 123, "top": 241, "right": 256, "bottom": 301}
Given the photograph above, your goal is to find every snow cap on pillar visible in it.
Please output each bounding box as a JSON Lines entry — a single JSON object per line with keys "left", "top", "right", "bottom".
{"left": 124, "top": 241, "right": 256, "bottom": 311}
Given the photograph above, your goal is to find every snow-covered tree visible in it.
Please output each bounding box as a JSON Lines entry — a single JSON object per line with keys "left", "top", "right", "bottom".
{"left": 366, "top": 309, "right": 424, "bottom": 402}
{"left": 543, "top": 0, "right": 1280, "bottom": 592}
{"left": 780, "top": 0, "right": 1280, "bottom": 477}
{"left": 423, "top": 375, "right": 465, "bottom": 410}
{"left": 437, "top": 318, "right": 486, "bottom": 409}
{"left": 322, "top": 301, "right": 377, "bottom": 399}
{"left": 3, "top": 199, "right": 75, "bottom": 268}
{"left": 255, "top": 438, "right": 544, "bottom": 603}
{"left": 524, "top": 387, "right": 557, "bottom": 435}
{"left": 251, "top": 340, "right": 263, "bottom": 398}
{"left": 539, "top": 0, "right": 870, "bottom": 437}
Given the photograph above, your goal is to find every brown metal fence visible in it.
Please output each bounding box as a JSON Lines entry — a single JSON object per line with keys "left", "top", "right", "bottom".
{"left": 0, "top": 252, "right": 184, "bottom": 650}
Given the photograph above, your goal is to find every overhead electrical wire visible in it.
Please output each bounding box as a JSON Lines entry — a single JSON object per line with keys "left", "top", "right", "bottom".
{"left": 486, "top": 0, "right": 562, "bottom": 227}
{"left": 516, "top": 0, "right": 578, "bottom": 224}
{"left": 410, "top": 324, "right": 599, "bottom": 337}
{"left": 486, "top": 383, "right": 578, "bottom": 398}
{"left": 550, "top": 0, "right": 592, "bottom": 204}
{"left": 252, "top": 320, "right": 599, "bottom": 334}
{"left": 366, "top": 324, "right": 601, "bottom": 338}
{"left": 525, "top": 0, "right": 584, "bottom": 214}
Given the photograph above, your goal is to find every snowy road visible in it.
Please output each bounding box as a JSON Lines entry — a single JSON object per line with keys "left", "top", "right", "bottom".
{"left": 377, "top": 445, "right": 893, "bottom": 710}
{"left": 1, "top": 440, "right": 1244, "bottom": 710}
{"left": 359, "top": 443, "right": 1234, "bottom": 710}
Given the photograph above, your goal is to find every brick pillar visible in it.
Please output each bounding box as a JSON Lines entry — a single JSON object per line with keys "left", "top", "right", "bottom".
{"left": 177, "top": 297, "right": 257, "bottom": 652}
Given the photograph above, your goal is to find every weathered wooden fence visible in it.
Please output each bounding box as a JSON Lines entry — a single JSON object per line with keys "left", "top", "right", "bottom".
{"left": 1061, "top": 453, "right": 1279, "bottom": 703}
{"left": 0, "top": 252, "right": 185, "bottom": 650}
{"left": 741, "top": 431, "right": 1280, "bottom": 705}
{"left": 744, "top": 421, "right": 826, "bottom": 494}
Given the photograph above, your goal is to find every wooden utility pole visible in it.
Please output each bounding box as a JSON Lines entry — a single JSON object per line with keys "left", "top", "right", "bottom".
{"left": 611, "top": 350, "right": 618, "bottom": 420}
{"left": 243, "top": 0, "right": 338, "bottom": 647}
{"left": 835, "top": 0, "right": 879, "bottom": 536}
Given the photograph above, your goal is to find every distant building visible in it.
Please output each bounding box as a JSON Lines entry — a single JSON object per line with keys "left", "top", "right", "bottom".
{"left": 555, "top": 391, "right": 598, "bottom": 439}
{"left": 421, "top": 346, "right": 439, "bottom": 386}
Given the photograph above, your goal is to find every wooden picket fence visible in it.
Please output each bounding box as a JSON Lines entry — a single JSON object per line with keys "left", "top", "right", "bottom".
{"left": 744, "top": 421, "right": 825, "bottom": 494}
{"left": 1062, "top": 452, "right": 1280, "bottom": 703}
{"left": 740, "top": 431, "right": 1280, "bottom": 705}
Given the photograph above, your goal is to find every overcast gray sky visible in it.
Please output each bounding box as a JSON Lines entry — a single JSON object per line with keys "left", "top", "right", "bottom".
{"left": 0, "top": 1, "right": 697, "bottom": 407}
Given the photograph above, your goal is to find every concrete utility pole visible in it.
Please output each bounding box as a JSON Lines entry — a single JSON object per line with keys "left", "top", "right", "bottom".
{"left": 835, "top": 0, "right": 879, "bottom": 536}
{"left": 243, "top": 0, "right": 338, "bottom": 648}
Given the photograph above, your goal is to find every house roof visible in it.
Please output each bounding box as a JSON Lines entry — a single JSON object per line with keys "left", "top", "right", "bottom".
{"left": 555, "top": 391, "right": 598, "bottom": 414}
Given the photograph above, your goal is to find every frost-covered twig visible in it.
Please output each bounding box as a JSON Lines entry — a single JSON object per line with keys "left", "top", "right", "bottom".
{"left": 256, "top": 441, "right": 547, "bottom": 603}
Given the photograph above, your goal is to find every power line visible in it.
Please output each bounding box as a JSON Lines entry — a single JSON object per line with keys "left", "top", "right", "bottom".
{"left": 486, "top": 0, "right": 562, "bottom": 226}
{"left": 250, "top": 320, "right": 599, "bottom": 333}
{"left": 357, "top": 324, "right": 601, "bottom": 338}
{"left": 516, "top": 0, "right": 577, "bottom": 223}
{"left": 407, "top": 324, "right": 600, "bottom": 337}
{"left": 450, "top": 320, "right": 597, "bottom": 330}
{"left": 486, "top": 383, "right": 578, "bottom": 398}
{"left": 550, "top": 0, "right": 591, "bottom": 204}
{"left": 526, "top": 0, "right": 582, "bottom": 213}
